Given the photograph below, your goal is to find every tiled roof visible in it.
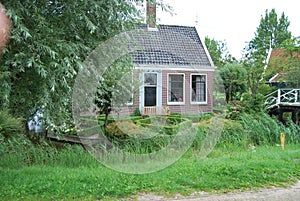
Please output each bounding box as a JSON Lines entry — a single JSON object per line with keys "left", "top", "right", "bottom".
{"left": 129, "top": 25, "right": 213, "bottom": 67}
{"left": 265, "top": 48, "right": 300, "bottom": 80}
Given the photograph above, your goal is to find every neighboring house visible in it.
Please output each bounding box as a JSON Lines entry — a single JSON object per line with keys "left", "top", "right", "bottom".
{"left": 265, "top": 48, "right": 300, "bottom": 88}
{"left": 122, "top": 2, "right": 216, "bottom": 115}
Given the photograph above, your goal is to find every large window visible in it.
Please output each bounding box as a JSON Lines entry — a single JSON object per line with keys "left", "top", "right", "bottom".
{"left": 168, "top": 74, "right": 184, "bottom": 104}
{"left": 191, "top": 74, "right": 206, "bottom": 103}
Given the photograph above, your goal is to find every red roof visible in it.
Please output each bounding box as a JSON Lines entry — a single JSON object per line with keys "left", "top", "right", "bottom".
{"left": 266, "top": 48, "right": 300, "bottom": 82}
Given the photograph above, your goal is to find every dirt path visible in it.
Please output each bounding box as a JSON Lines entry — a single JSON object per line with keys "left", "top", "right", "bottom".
{"left": 130, "top": 181, "right": 300, "bottom": 201}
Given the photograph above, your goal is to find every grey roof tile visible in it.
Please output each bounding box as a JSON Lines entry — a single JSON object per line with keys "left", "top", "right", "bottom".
{"left": 129, "top": 25, "right": 213, "bottom": 67}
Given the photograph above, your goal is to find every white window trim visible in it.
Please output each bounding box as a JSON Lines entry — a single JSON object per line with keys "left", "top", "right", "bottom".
{"left": 190, "top": 73, "right": 208, "bottom": 105}
{"left": 167, "top": 73, "right": 185, "bottom": 105}
{"left": 143, "top": 72, "right": 158, "bottom": 106}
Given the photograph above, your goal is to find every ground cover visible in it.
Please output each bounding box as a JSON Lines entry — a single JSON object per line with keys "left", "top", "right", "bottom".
{"left": 1, "top": 141, "right": 299, "bottom": 201}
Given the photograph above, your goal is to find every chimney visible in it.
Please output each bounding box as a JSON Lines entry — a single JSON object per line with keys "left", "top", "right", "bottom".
{"left": 146, "top": 0, "right": 156, "bottom": 28}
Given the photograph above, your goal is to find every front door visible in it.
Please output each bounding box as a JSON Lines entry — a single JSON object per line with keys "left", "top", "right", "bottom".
{"left": 144, "top": 87, "right": 156, "bottom": 106}
{"left": 144, "top": 73, "right": 157, "bottom": 107}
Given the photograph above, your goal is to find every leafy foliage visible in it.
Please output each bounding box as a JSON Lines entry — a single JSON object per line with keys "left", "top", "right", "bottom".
{"left": 246, "top": 9, "right": 292, "bottom": 61}
{"left": 219, "top": 63, "right": 247, "bottom": 102}
{"left": 204, "top": 37, "right": 236, "bottom": 68}
{"left": 0, "top": 0, "right": 144, "bottom": 128}
{"left": 243, "top": 9, "right": 292, "bottom": 97}
{"left": 0, "top": 109, "right": 23, "bottom": 138}
{"left": 95, "top": 56, "right": 135, "bottom": 127}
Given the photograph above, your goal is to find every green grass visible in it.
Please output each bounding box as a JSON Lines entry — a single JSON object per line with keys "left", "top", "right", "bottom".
{"left": 1, "top": 144, "right": 300, "bottom": 200}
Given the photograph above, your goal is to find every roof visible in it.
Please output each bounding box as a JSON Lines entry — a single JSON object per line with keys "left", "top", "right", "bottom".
{"left": 268, "top": 73, "right": 287, "bottom": 83}
{"left": 266, "top": 48, "right": 300, "bottom": 77}
{"left": 129, "top": 25, "right": 214, "bottom": 68}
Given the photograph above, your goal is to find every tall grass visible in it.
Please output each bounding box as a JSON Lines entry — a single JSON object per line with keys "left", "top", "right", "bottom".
{"left": 0, "top": 135, "right": 98, "bottom": 169}
{"left": 193, "top": 112, "right": 300, "bottom": 150}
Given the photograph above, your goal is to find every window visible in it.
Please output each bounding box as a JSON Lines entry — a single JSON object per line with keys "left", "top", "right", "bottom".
{"left": 168, "top": 74, "right": 184, "bottom": 103}
{"left": 144, "top": 73, "right": 157, "bottom": 86}
{"left": 191, "top": 74, "right": 206, "bottom": 103}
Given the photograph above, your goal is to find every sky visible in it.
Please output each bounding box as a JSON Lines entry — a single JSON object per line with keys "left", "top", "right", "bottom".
{"left": 153, "top": 0, "right": 300, "bottom": 59}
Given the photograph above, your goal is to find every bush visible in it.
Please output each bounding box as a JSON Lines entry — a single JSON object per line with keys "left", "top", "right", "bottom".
{"left": 0, "top": 109, "right": 24, "bottom": 138}
{"left": 105, "top": 121, "right": 140, "bottom": 138}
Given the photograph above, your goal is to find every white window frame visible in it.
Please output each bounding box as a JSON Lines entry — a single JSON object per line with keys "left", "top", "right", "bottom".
{"left": 190, "top": 73, "right": 207, "bottom": 104}
{"left": 143, "top": 72, "right": 158, "bottom": 106}
{"left": 167, "top": 73, "right": 185, "bottom": 105}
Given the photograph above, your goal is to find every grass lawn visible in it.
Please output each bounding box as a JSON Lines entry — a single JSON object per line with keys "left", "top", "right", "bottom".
{"left": 1, "top": 144, "right": 300, "bottom": 200}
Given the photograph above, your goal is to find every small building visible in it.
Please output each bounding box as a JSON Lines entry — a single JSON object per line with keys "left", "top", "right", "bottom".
{"left": 126, "top": 2, "right": 216, "bottom": 115}
{"left": 265, "top": 48, "right": 300, "bottom": 88}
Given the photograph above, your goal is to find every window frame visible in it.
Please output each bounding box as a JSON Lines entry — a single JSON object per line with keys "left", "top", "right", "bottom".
{"left": 190, "top": 73, "right": 207, "bottom": 104}
{"left": 167, "top": 73, "right": 185, "bottom": 105}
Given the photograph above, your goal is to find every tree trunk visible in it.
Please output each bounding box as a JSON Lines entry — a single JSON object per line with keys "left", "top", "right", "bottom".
{"left": 104, "top": 113, "right": 109, "bottom": 128}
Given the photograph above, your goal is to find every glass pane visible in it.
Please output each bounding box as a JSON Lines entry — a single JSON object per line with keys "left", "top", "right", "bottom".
{"left": 144, "top": 73, "right": 157, "bottom": 86}
{"left": 168, "top": 74, "right": 184, "bottom": 102}
{"left": 192, "top": 75, "right": 206, "bottom": 102}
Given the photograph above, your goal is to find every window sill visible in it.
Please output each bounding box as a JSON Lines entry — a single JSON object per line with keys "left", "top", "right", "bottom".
{"left": 190, "top": 102, "right": 208, "bottom": 105}
{"left": 167, "top": 102, "right": 185, "bottom": 106}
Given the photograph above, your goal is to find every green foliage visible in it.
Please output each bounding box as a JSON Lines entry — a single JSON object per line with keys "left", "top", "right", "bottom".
{"left": 0, "top": 109, "right": 23, "bottom": 138}
{"left": 219, "top": 63, "right": 247, "bottom": 102}
{"left": 0, "top": 0, "right": 144, "bottom": 128}
{"left": 1, "top": 141, "right": 300, "bottom": 200}
{"left": 225, "top": 100, "right": 245, "bottom": 120}
{"left": 246, "top": 8, "right": 292, "bottom": 60}
{"left": 243, "top": 9, "right": 292, "bottom": 97}
{"left": 204, "top": 37, "right": 236, "bottom": 68}
{"left": 196, "top": 112, "right": 299, "bottom": 148}
{"left": 258, "top": 83, "right": 276, "bottom": 96}
{"left": 135, "top": 108, "right": 141, "bottom": 116}
{"left": 225, "top": 93, "right": 265, "bottom": 120}
{"left": 95, "top": 56, "right": 135, "bottom": 127}
{"left": 0, "top": 135, "right": 96, "bottom": 168}
{"left": 105, "top": 121, "right": 140, "bottom": 138}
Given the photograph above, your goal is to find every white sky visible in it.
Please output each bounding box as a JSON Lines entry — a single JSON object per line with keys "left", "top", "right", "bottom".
{"left": 153, "top": 0, "right": 300, "bottom": 59}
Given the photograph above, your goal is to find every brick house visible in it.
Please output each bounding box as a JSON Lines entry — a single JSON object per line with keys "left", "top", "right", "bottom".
{"left": 124, "top": 2, "right": 216, "bottom": 115}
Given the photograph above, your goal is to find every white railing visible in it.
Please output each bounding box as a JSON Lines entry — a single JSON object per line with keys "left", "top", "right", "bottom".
{"left": 265, "top": 88, "right": 300, "bottom": 109}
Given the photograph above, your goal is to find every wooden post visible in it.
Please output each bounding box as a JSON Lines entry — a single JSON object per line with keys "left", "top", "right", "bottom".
{"left": 277, "top": 89, "right": 281, "bottom": 105}
{"left": 280, "top": 133, "right": 285, "bottom": 150}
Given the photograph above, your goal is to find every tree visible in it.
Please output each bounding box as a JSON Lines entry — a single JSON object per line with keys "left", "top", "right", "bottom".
{"left": 243, "top": 9, "right": 292, "bottom": 97}
{"left": 246, "top": 9, "right": 292, "bottom": 61}
{"left": 204, "top": 37, "right": 236, "bottom": 68}
{"left": 0, "top": 1, "right": 145, "bottom": 129}
{"left": 95, "top": 56, "right": 135, "bottom": 128}
{"left": 219, "top": 63, "right": 247, "bottom": 103}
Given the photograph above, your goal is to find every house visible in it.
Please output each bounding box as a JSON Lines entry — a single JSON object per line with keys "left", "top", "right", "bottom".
{"left": 265, "top": 48, "right": 300, "bottom": 88}
{"left": 123, "top": 2, "right": 216, "bottom": 115}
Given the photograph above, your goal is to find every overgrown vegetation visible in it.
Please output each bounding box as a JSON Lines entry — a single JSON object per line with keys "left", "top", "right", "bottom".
{"left": 0, "top": 109, "right": 23, "bottom": 139}
{"left": 0, "top": 133, "right": 299, "bottom": 200}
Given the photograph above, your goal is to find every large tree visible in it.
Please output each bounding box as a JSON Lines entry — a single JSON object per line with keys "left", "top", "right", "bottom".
{"left": 204, "top": 37, "right": 236, "bottom": 68}
{"left": 243, "top": 9, "right": 292, "bottom": 97}
{"left": 0, "top": 1, "right": 147, "bottom": 129}
{"left": 246, "top": 8, "right": 292, "bottom": 61}
{"left": 219, "top": 63, "right": 247, "bottom": 103}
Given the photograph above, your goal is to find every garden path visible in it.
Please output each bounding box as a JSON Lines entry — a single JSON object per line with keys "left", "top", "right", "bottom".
{"left": 130, "top": 181, "right": 300, "bottom": 201}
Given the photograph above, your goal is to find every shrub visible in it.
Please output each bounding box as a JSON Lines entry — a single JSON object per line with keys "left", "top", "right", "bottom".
{"left": 0, "top": 109, "right": 24, "bottom": 139}
{"left": 105, "top": 121, "right": 140, "bottom": 138}
{"left": 218, "top": 119, "right": 246, "bottom": 146}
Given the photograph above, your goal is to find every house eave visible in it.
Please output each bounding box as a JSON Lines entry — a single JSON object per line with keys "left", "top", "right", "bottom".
{"left": 134, "top": 64, "right": 216, "bottom": 72}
